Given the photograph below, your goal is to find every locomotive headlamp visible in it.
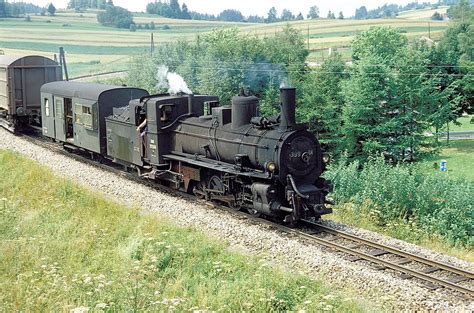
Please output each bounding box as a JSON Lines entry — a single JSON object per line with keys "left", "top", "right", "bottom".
{"left": 322, "top": 153, "right": 330, "bottom": 164}
{"left": 266, "top": 161, "right": 277, "bottom": 173}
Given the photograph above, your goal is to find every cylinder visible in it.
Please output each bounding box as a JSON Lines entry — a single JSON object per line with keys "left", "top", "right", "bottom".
{"left": 231, "top": 95, "right": 258, "bottom": 129}
{"left": 279, "top": 87, "right": 296, "bottom": 130}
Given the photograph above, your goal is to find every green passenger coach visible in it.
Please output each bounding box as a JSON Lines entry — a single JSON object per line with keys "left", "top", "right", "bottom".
{"left": 41, "top": 81, "right": 148, "bottom": 154}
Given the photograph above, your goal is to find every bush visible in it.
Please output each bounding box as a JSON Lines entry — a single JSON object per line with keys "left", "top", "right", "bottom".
{"left": 129, "top": 23, "right": 136, "bottom": 32}
{"left": 324, "top": 156, "right": 473, "bottom": 247}
{"left": 162, "top": 24, "right": 170, "bottom": 30}
{"left": 24, "top": 15, "right": 31, "bottom": 22}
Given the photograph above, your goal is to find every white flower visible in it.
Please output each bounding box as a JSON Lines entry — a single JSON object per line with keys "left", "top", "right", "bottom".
{"left": 95, "top": 303, "right": 107, "bottom": 309}
{"left": 71, "top": 306, "right": 89, "bottom": 313}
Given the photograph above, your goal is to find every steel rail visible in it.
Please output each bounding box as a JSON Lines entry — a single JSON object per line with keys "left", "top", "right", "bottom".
{"left": 305, "top": 221, "right": 474, "bottom": 280}
{"left": 289, "top": 225, "right": 474, "bottom": 297}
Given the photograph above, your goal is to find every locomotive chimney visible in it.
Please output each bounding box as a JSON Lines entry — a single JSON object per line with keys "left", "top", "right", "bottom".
{"left": 279, "top": 87, "right": 296, "bottom": 130}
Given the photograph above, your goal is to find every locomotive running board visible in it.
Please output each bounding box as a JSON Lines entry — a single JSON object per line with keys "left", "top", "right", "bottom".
{"left": 163, "top": 152, "right": 270, "bottom": 179}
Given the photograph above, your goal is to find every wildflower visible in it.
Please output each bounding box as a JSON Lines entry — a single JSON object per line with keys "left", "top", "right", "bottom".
{"left": 83, "top": 277, "right": 92, "bottom": 284}
{"left": 71, "top": 306, "right": 89, "bottom": 313}
{"left": 323, "top": 294, "right": 335, "bottom": 300}
{"left": 304, "top": 300, "right": 312, "bottom": 305}
{"left": 95, "top": 303, "right": 107, "bottom": 309}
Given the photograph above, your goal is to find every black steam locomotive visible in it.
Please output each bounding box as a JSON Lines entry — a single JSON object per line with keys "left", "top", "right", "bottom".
{"left": 17, "top": 77, "right": 331, "bottom": 224}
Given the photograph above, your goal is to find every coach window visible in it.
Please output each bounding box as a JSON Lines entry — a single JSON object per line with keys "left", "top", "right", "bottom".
{"left": 55, "top": 99, "right": 63, "bottom": 118}
{"left": 45, "top": 98, "right": 50, "bottom": 117}
{"left": 82, "top": 106, "right": 93, "bottom": 130}
{"left": 75, "top": 103, "right": 82, "bottom": 124}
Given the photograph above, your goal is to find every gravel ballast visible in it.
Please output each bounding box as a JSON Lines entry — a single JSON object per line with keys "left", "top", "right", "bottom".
{"left": 1, "top": 128, "right": 473, "bottom": 311}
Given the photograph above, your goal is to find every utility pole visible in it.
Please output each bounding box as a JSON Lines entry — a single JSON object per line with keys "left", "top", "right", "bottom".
{"left": 150, "top": 32, "right": 155, "bottom": 57}
{"left": 428, "top": 22, "right": 431, "bottom": 39}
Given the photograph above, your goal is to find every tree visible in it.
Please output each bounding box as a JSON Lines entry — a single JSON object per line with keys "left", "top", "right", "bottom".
{"left": 327, "top": 11, "right": 335, "bottom": 19}
{"left": 296, "top": 12, "right": 304, "bottom": 20}
{"left": 355, "top": 6, "right": 368, "bottom": 19}
{"left": 47, "top": 3, "right": 56, "bottom": 16}
{"left": 181, "top": 3, "right": 191, "bottom": 19}
{"left": 0, "top": 0, "right": 7, "bottom": 17}
{"left": 97, "top": 5, "right": 134, "bottom": 29}
{"left": 299, "top": 52, "right": 347, "bottom": 152}
{"left": 340, "top": 27, "right": 459, "bottom": 160}
{"left": 169, "top": 0, "right": 181, "bottom": 17}
{"left": 431, "top": 11, "right": 443, "bottom": 20}
{"left": 352, "top": 26, "right": 407, "bottom": 62}
{"left": 218, "top": 9, "right": 244, "bottom": 22}
{"left": 266, "top": 6, "right": 278, "bottom": 23}
{"left": 447, "top": 0, "right": 472, "bottom": 21}
{"left": 281, "top": 9, "right": 294, "bottom": 21}
{"left": 307, "top": 5, "right": 319, "bottom": 19}
{"left": 338, "top": 11, "right": 344, "bottom": 19}
{"left": 129, "top": 23, "right": 136, "bottom": 32}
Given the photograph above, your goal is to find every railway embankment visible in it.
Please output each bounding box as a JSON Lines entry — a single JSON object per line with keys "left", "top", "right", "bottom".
{"left": 0, "top": 150, "right": 361, "bottom": 312}
{"left": 0, "top": 128, "right": 473, "bottom": 311}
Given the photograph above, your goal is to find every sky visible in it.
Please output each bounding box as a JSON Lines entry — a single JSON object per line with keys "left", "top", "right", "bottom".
{"left": 20, "top": 0, "right": 438, "bottom": 17}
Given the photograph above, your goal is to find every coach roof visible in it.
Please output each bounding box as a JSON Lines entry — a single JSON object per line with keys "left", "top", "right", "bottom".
{"left": 0, "top": 55, "right": 58, "bottom": 68}
{"left": 41, "top": 81, "right": 146, "bottom": 101}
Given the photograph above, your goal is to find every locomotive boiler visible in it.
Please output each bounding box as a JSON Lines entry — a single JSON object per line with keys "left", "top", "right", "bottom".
{"left": 106, "top": 87, "right": 331, "bottom": 223}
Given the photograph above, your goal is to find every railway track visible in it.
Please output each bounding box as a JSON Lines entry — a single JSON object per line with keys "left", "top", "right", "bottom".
{"left": 20, "top": 132, "right": 474, "bottom": 300}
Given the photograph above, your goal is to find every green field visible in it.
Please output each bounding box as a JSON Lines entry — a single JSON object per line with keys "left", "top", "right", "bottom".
{"left": 449, "top": 115, "right": 474, "bottom": 132}
{"left": 0, "top": 8, "right": 449, "bottom": 77}
{"left": 0, "top": 149, "right": 363, "bottom": 311}
{"left": 421, "top": 139, "right": 474, "bottom": 182}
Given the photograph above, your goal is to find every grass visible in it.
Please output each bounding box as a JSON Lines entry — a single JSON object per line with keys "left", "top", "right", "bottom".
{"left": 0, "top": 10, "right": 449, "bottom": 76}
{"left": 0, "top": 149, "right": 364, "bottom": 312}
{"left": 450, "top": 115, "right": 474, "bottom": 132}
{"left": 421, "top": 139, "right": 474, "bottom": 182}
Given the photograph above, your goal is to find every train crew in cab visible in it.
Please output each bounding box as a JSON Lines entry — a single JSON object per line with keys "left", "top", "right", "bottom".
{"left": 137, "top": 114, "right": 147, "bottom": 157}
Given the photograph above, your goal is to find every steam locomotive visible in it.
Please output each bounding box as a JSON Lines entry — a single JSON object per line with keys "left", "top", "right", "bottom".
{"left": 1, "top": 54, "right": 331, "bottom": 223}
{"left": 39, "top": 81, "right": 331, "bottom": 223}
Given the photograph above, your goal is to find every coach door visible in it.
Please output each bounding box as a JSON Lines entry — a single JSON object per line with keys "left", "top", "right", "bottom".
{"left": 54, "top": 97, "right": 66, "bottom": 141}
{"left": 41, "top": 94, "right": 56, "bottom": 138}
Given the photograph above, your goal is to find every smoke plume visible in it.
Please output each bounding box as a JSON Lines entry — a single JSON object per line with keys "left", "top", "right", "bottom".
{"left": 156, "top": 65, "right": 192, "bottom": 95}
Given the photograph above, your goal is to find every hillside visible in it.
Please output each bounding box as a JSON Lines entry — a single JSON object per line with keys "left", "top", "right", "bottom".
{"left": 0, "top": 8, "right": 449, "bottom": 77}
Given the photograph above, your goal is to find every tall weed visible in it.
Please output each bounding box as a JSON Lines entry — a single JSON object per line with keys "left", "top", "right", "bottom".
{"left": 325, "top": 156, "right": 473, "bottom": 247}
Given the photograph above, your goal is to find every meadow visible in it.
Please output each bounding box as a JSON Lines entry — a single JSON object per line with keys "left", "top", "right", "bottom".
{"left": 0, "top": 149, "right": 363, "bottom": 311}
{"left": 0, "top": 7, "right": 449, "bottom": 77}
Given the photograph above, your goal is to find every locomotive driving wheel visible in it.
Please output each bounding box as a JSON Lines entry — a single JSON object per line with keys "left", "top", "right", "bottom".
{"left": 208, "top": 176, "right": 225, "bottom": 194}
{"left": 207, "top": 175, "right": 240, "bottom": 210}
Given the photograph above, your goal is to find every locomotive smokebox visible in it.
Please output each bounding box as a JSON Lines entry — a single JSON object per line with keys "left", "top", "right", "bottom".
{"left": 231, "top": 95, "right": 258, "bottom": 129}
{"left": 279, "top": 87, "right": 296, "bottom": 130}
